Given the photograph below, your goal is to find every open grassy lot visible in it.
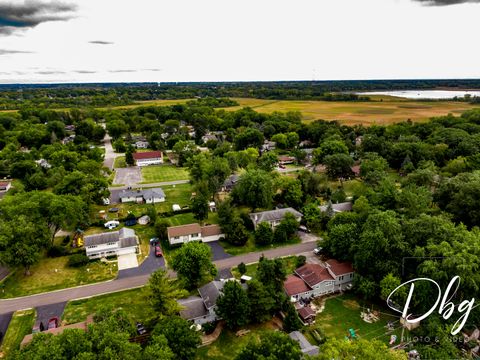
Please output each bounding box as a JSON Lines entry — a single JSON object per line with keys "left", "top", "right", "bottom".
{"left": 141, "top": 165, "right": 189, "bottom": 183}
{"left": 223, "top": 98, "right": 478, "bottom": 126}
{"left": 310, "top": 293, "right": 404, "bottom": 346}
{"left": 0, "top": 309, "right": 36, "bottom": 357}
{"left": 62, "top": 287, "right": 156, "bottom": 325}
{"left": 220, "top": 235, "right": 301, "bottom": 256}
{"left": 0, "top": 256, "right": 116, "bottom": 298}
{"left": 196, "top": 320, "right": 282, "bottom": 360}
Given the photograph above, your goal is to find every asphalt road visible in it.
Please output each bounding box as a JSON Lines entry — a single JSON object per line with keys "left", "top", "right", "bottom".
{"left": 0, "top": 242, "right": 316, "bottom": 315}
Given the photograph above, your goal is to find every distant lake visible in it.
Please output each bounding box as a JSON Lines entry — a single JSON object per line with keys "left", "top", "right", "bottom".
{"left": 358, "top": 90, "right": 480, "bottom": 99}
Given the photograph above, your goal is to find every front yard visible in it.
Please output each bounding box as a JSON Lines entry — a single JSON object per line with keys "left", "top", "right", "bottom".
{"left": 0, "top": 309, "right": 36, "bottom": 357}
{"left": 231, "top": 255, "right": 300, "bottom": 278}
{"left": 62, "top": 287, "right": 156, "bottom": 325}
{"left": 141, "top": 165, "right": 189, "bottom": 183}
{"left": 0, "top": 256, "right": 116, "bottom": 298}
{"left": 219, "top": 235, "right": 301, "bottom": 256}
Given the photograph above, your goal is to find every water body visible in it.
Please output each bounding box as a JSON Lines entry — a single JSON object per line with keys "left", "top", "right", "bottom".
{"left": 358, "top": 90, "right": 480, "bottom": 99}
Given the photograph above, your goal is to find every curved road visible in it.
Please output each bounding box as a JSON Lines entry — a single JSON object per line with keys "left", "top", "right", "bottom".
{"left": 0, "top": 242, "right": 316, "bottom": 314}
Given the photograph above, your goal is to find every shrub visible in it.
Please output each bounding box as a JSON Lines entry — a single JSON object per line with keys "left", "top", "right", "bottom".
{"left": 295, "top": 255, "right": 306, "bottom": 268}
{"left": 202, "top": 321, "right": 217, "bottom": 335}
{"left": 238, "top": 262, "right": 247, "bottom": 275}
{"left": 68, "top": 254, "right": 90, "bottom": 267}
{"left": 47, "top": 245, "right": 68, "bottom": 258}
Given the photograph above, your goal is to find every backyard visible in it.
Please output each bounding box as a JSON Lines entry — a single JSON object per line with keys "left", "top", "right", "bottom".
{"left": 0, "top": 256, "right": 116, "bottom": 298}
{"left": 0, "top": 309, "right": 36, "bottom": 357}
{"left": 309, "top": 293, "right": 404, "bottom": 346}
{"left": 141, "top": 165, "right": 189, "bottom": 183}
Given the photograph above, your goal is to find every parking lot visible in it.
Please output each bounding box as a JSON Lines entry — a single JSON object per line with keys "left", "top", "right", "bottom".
{"left": 113, "top": 167, "right": 142, "bottom": 187}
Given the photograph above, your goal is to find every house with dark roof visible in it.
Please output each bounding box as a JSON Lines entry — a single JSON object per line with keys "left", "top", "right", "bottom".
{"left": 167, "top": 223, "right": 224, "bottom": 245}
{"left": 221, "top": 174, "right": 239, "bottom": 192}
{"left": 284, "top": 260, "right": 354, "bottom": 301}
{"left": 319, "top": 201, "right": 353, "bottom": 214}
{"left": 249, "top": 207, "right": 303, "bottom": 230}
{"left": 84, "top": 227, "right": 139, "bottom": 259}
{"left": 289, "top": 331, "right": 319, "bottom": 356}
{"left": 179, "top": 280, "right": 228, "bottom": 325}
{"left": 133, "top": 151, "right": 163, "bottom": 166}
{"left": 119, "top": 188, "right": 165, "bottom": 204}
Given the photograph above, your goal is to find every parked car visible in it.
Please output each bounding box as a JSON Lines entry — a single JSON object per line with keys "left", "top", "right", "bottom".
{"left": 149, "top": 237, "right": 159, "bottom": 245}
{"left": 108, "top": 207, "right": 119, "bottom": 213}
{"left": 313, "top": 247, "right": 323, "bottom": 255}
{"left": 298, "top": 225, "right": 310, "bottom": 233}
{"left": 155, "top": 245, "right": 163, "bottom": 257}
{"left": 48, "top": 317, "right": 59, "bottom": 330}
{"left": 32, "top": 320, "right": 45, "bottom": 333}
{"left": 125, "top": 218, "right": 137, "bottom": 226}
{"left": 104, "top": 220, "right": 119, "bottom": 229}
{"left": 136, "top": 322, "right": 147, "bottom": 335}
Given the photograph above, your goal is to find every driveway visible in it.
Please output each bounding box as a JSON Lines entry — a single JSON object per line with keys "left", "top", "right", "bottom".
{"left": 113, "top": 167, "right": 142, "bottom": 187}
{"left": 207, "top": 241, "right": 232, "bottom": 261}
{"left": 0, "top": 312, "right": 12, "bottom": 344}
{"left": 297, "top": 231, "right": 320, "bottom": 243}
{"left": 36, "top": 302, "right": 67, "bottom": 326}
{"left": 117, "top": 245, "right": 165, "bottom": 279}
{"left": 117, "top": 253, "right": 139, "bottom": 271}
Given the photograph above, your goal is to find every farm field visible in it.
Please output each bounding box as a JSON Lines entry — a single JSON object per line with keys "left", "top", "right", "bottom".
{"left": 141, "top": 165, "right": 189, "bottom": 183}
{"left": 223, "top": 98, "right": 478, "bottom": 125}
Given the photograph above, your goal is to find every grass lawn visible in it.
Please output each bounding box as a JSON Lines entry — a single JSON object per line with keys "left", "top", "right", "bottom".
{"left": 196, "top": 321, "right": 282, "bottom": 360}
{"left": 231, "top": 255, "right": 300, "bottom": 278}
{"left": 0, "top": 309, "right": 36, "bottom": 356}
{"left": 62, "top": 287, "right": 156, "bottom": 325}
{"left": 141, "top": 165, "right": 189, "bottom": 183}
{"left": 114, "top": 156, "right": 126, "bottom": 168}
{"left": 311, "top": 293, "right": 404, "bottom": 346}
{"left": 219, "top": 235, "right": 301, "bottom": 257}
{"left": 0, "top": 256, "right": 116, "bottom": 299}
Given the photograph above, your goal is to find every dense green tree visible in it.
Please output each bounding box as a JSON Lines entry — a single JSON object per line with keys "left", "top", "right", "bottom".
{"left": 235, "top": 128, "right": 264, "bottom": 150}
{"left": 313, "top": 138, "right": 349, "bottom": 164}
{"left": 216, "top": 280, "right": 250, "bottom": 329}
{"left": 324, "top": 153, "right": 354, "bottom": 179}
{"left": 315, "top": 338, "right": 407, "bottom": 360}
{"left": 235, "top": 331, "right": 302, "bottom": 360}
{"left": 246, "top": 279, "right": 276, "bottom": 323}
{"left": 191, "top": 193, "right": 209, "bottom": 223}
{"left": 282, "top": 302, "right": 303, "bottom": 332}
{"left": 257, "top": 151, "right": 278, "bottom": 172}
{"left": 153, "top": 316, "right": 201, "bottom": 360}
{"left": 147, "top": 268, "right": 187, "bottom": 315}
{"left": 256, "top": 257, "right": 287, "bottom": 309}
{"left": 125, "top": 146, "right": 135, "bottom": 166}
{"left": 143, "top": 335, "right": 175, "bottom": 360}
{"left": 232, "top": 169, "right": 274, "bottom": 210}
{"left": 254, "top": 222, "right": 274, "bottom": 246}
{"left": 273, "top": 213, "right": 299, "bottom": 243}
{"left": 171, "top": 241, "right": 217, "bottom": 289}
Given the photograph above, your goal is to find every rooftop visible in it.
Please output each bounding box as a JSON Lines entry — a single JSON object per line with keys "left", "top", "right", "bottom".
{"left": 133, "top": 151, "right": 163, "bottom": 160}
{"left": 198, "top": 280, "right": 225, "bottom": 309}
{"left": 295, "top": 264, "right": 334, "bottom": 287}
{"left": 201, "top": 224, "right": 223, "bottom": 237}
{"left": 319, "top": 201, "right": 353, "bottom": 213}
{"left": 119, "top": 187, "right": 165, "bottom": 200}
{"left": 326, "top": 259, "right": 354, "bottom": 276}
{"left": 284, "top": 274, "right": 310, "bottom": 296}
{"left": 167, "top": 223, "right": 202, "bottom": 238}
{"left": 178, "top": 296, "right": 208, "bottom": 320}
{"left": 249, "top": 207, "right": 303, "bottom": 224}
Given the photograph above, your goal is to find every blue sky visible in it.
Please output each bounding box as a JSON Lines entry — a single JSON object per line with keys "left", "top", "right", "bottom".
{"left": 0, "top": 0, "right": 479, "bottom": 83}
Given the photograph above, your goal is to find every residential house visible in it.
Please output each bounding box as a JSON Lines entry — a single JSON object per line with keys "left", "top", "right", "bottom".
{"left": 133, "top": 151, "right": 164, "bottom": 166}
{"left": 35, "top": 158, "right": 52, "bottom": 169}
{"left": 134, "top": 140, "right": 149, "bottom": 149}
{"left": 278, "top": 155, "right": 296, "bottom": 165}
{"left": 221, "top": 174, "right": 239, "bottom": 192}
{"left": 62, "top": 134, "right": 75, "bottom": 144}
{"left": 84, "top": 227, "right": 139, "bottom": 259}
{"left": 289, "top": 331, "right": 319, "bottom": 356}
{"left": 119, "top": 188, "right": 166, "bottom": 204}
{"left": 319, "top": 201, "right": 353, "bottom": 214}
{"left": 296, "top": 306, "right": 316, "bottom": 325}
{"left": 299, "top": 140, "right": 314, "bottom": 148}
{"left": 202, "top": 133, "right": 217, "bottom": 143}
{"left": 0, "top": 181, "right": 11, "bottom": 192}
{"left": 167, "top": 223, "right": 224, "bottom": 245}
{"left": 166, "top": 151, "right": 178, "bottom": 165}
{"left": 249, "top": 207, "right": 303, "bottom": 230}
{"left": 179, "top": 280, "right": 227, "bottom": 325}
{"left": 64, "top": 124, "right": 76, "bottom": 132}
{"left": 262, "top": 140, "right": 276, "bottom": 152}
{"left": 284, "top": 260, "right": 354, "bottom": 301}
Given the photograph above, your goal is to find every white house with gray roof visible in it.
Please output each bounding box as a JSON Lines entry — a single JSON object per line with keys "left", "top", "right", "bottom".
{"left": 249, "top": 207, "right": 303, "bottom": 230}
{"left": 119, "top": 188, "right": 166, "bottom": 204}
{"left": 84, "top": 227, "right": 139, "bottom": 259}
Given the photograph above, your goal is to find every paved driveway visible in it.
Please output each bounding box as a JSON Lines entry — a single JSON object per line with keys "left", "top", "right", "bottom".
{"left": 0, "top": 312, "right": 12, "bottom": 344}
{"left": 117, "top": 245, "right": 165, "bottom": 279}
{"left": 36, "top": 302, "right": 67, "bottom": 326}
{"left": 113, "top": 167, "right": 142, "bottom": 187}
{"left": 117, "top": 253, "right": 139, "bottom": 271}
{"left": 207, "top": 241, "right": 232, "bottom": 261}
{"left": 297, "top": 231, "right": 320, "bottom": 243}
